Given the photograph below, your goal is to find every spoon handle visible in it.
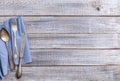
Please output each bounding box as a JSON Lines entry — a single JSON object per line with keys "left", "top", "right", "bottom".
{"left": 16, "top": 58, "right": 22, "bottom": 79}
{"left": 14, "top": 33, "right": 18, "bottom": 59}
{"left": 6, "top": 42, "right": 15, "bottom": 71}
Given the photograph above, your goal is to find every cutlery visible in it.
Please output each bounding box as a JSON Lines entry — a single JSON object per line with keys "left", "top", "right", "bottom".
{"left": 11, "top": 18, "right": 18, "bottom": 59}
{"left": 0, "top": 28, "right": 15, "bottom": 71}
{"left": 16, "top": 33, "right": 25, "bottom": 79}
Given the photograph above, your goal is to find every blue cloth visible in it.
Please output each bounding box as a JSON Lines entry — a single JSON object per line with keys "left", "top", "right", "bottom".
{"left": 0, "top": 16, "right": 32, "bottom": 80}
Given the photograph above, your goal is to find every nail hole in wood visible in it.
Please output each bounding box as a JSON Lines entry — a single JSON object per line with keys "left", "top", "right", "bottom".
{"left": 96, "top": 7, "right": 100, "bottom": 11}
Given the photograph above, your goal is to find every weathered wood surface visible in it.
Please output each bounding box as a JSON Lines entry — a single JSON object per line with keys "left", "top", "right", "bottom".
{"left": 0, "top": 17, "right": 120, "bottom": 34}
{"left": 3, "top": 66, "right": 120, "bottom": 81}
{"left": 1, "top": 0, "right": 120, "bottom": 80}
{"left": 28, "top": 34, "right": 120, "bottom": 49}
{"left": 0, "top": 0, "right": 119, "bottom": 16}
{"left": 25, "top": 17, "right": 120, "bottom": 34}
{"left": 24, "top": 49, "right": 120, "bottom": 66}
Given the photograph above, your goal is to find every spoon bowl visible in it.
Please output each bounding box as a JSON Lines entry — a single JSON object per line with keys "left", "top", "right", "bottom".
{"left": 1, "top": 28, "right": 10, "bottom": 42}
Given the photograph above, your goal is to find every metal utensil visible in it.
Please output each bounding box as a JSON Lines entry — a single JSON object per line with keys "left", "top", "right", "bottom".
{"left": 16, "top": 33, "right": 25, "bottom": 79}
{"left": 0, "top": 28, "right": 15, "bottom": 71}
{"left": 11, "top": 18, "right": 18, "bottom": 59}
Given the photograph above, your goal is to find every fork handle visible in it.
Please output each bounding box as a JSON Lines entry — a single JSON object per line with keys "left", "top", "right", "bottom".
{"left": 14, "top": 45, "right": 18, "bottom": 59}
{"left": 14, "top": 33, "right": 18, "bottom": 59}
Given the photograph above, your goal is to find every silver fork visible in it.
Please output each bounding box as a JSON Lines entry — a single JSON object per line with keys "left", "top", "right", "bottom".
{"left": 11, "top": 18, "right": 18, "bottom": 59}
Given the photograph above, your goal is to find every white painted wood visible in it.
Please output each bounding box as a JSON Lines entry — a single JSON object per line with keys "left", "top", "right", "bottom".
{"left": 28, "top": 34, "right": 120, "bottom": 49}
{"left": 2, "top": 66, "right": 120, "bottom": 81}
{"left": 0, "top": 17, "right": 120, "bottom": 34}
{"left": 0, "top": 0, "right": 119, "bottom": 15}
{"left": 25, "top": 17, "right": 120, "bottom": 34}
{"left": 0, "top": 0, "right": 120, "bottom": 81}
{"left": 24, "top": 49, "right": 120, "bottom": 66}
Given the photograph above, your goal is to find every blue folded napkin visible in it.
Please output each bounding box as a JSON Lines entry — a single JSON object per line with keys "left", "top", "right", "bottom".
{"left": 0, "top": 38, "right": 8, "bottom": 80}
{"left": 0, "top": 16, "right": 32, "bottom": 80}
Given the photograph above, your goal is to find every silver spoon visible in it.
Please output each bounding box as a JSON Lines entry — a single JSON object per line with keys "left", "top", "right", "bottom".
{"left": 0, "top": 28, "right": 15, "bottom": 71}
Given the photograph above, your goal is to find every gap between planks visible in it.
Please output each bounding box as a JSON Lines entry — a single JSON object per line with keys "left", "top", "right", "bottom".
{"left": 0, "top": 15, "right": 120, "bottom": 17}
{"left": 22, "top": 65, "right": 120, "bottom": 67}
{"left": 28, "top": 33, "right": 120, "bottom": 37}
{"left": 30, "top": 48, "right": 120, "bottom": 50}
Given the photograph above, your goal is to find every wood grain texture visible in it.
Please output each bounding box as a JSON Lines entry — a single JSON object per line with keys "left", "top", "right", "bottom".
{"left": 24, "top": 49, "right": 120, "bottom": 66}
{"left": 0, "top": 17, "right": 120, "bottom": 34}
{"left": 2, "top": 66, "right": 120, "bottom": 81}
{"left": 1, "top": 0, "right": 120, "bottom": 80}
{"left": 0, "top": 0, "right": 119, "bottom": 16}
{"left": 28, "top": 34, "right": 120, "bottom": 49}
{"left": 24, "top": 17, "right": 120, "bottom": 34}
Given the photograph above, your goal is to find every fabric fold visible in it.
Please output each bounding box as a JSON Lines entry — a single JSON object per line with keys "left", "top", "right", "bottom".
{"left": 0, "top": 16, "right": 32, "bottom": 80}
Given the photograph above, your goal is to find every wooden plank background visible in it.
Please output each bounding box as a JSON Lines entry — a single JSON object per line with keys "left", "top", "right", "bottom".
{"left": 0, "top": 0, "right": 120, "bottom": 16}
{"left": 1, "top": 0, "right": 120, "bottom": 81}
